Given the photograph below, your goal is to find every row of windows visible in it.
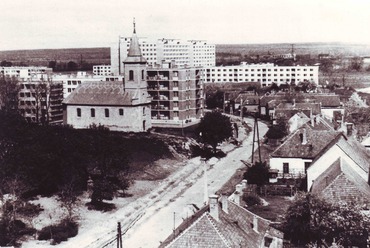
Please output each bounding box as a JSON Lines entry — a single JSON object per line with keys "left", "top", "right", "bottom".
{"left": 209, "top": 68, "right": 315, "bottom": 72}
{"left": 208, "top": 73, "right": 315, "bottom": 77}
{"left": 76, "top": 108, "right": 125, "bottom": 118}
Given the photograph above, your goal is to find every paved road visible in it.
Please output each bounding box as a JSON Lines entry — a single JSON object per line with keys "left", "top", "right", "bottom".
{"left": 120, "top": 119, "right": 268, "bottom": 248}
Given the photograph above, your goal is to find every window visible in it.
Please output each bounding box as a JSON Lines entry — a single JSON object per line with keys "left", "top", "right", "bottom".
{"left": 91, "top": 108, "right": 95, "bottom": 117}
{"left": 283, "top": 163, "right": 289, "bottom": 174}
{"left": 77, "top": 108, "right": 81, "bottom": 117}
{"left": 119, "top": 109, "right": 124, "bottom": 116}
{"left": 174, "top": 92, "right": 178, "bottom": 97}
{"left": 105, "top": 108, "right": 109, "bottom": 117}
{"left": 143, "top": 107, "right": 145, "bottom": 115}
{"left": 129, "top": 70, "right": 134, "bottom": 81}
{"left": 142, "top": 70, "right": 145, "bottom": 80}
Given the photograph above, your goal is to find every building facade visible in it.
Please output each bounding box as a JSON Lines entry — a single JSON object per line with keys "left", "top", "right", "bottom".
{"left": 18, "top": 79, "right": 64, "bottom": 124}
{"left": 111, "top": 37, "right": 215, "bottom": 75}
{"left": 203, "top": 62, "right": 319, "bottom": 87}
{"left": 147, "top": 61, "right": 204, "bottom": 128}
{"left": 93, "top": 65, "right": 112, "bottom": 76}
{"left": 0, "top": 66, "right": 52, "bottom": 81}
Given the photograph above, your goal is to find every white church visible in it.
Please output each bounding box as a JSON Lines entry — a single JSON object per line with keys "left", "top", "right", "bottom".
{"left": 63, "top": 22, "right": 152, "bottom": 132}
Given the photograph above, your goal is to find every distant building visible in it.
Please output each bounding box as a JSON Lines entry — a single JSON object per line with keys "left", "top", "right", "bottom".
{"left": 93, "top": 65, "right": 112, "bottom": 76}
{"left": 63, "top": 23, "right": 152, "bottom": 132}
{"left": 111, "top": 37, "right": 215, "bottom": 75}
{"left": 0, "top": 66, "right": 52, "bottom": 81}
{"left": 203, "top": 62, "right": 319, "bottom": 87}
{"left": 147, "top": 61, "right": 204, "bottom": 128}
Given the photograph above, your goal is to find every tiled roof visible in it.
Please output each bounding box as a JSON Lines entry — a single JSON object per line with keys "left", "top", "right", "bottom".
{"left": 276, "top": 102, "right": 321, "bottom": 115}
{"left": 311, "top": 158, "right": 370, "bottom": 206}
{"left": 271, "top": 126, "right": 340, "bottom": 158}
{"left": 306, "top": 94, "right": 341, "bottom": 107}
{"left": 235, "top": 94, "right": 260, "bottom": 105}
{"left": 63, "top": 81, "right": 134, "bottom": 106}
{"left": 161, "top": 201, "right": 282, "bottom": 248}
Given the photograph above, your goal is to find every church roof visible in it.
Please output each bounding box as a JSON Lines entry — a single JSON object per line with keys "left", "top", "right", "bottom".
{"left": 63, "top": 81, "right": 135, "bottom": 106}
{"left": 124, "top": 22, "right": 147, "bottom": 64}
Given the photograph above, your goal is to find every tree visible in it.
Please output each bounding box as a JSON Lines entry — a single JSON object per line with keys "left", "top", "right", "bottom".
{"left": 0, "top": 75, "right": 20, "bottom": 112}
{"left": 197, "top": 111, "right": 233, "bottom": 153}
{"left": 205, "top": 90, "right": 224, "bottom": 109}
{"left": 348, "top": 57, "right": 363, "bottom": 72}
{"left": 243, "top": 161, "right": 269, "bottom": 186}
{"left": 283, "top": 193, "right": 369, "bottom": 247}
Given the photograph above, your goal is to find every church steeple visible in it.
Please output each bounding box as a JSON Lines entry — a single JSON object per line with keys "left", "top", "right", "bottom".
{"left": 125, "top": 18, "right": 146, "bottom": 64}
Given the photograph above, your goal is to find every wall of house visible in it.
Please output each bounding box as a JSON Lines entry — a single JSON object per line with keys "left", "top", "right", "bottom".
{"left": 65, "top": 104, "right": 152, "bottom": 132}
{"left": 321, "top": 108, "right": 344, "bottom": 120}
{"left": 269, "top": 157, "right": 312, "bottom": 178}
{"left": 306, "top": 142, "right": 368, "bottom": 190}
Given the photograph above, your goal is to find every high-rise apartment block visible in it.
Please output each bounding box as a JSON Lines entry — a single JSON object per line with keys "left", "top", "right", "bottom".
{"left": 111, "top": 38, "right": 215, "bottom": 75}
{"left": 147, "top": 61, "right": 204, "bottom": 128}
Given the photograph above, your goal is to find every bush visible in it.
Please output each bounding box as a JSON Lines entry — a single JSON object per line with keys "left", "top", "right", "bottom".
{"left": 190, "top": 144, "right": 226, "bottom": 159}
{"left": 242, "top": 194, "right": 262, "bottom": 207}
{"left": 0, "top": 219, "right": 36, "bottom": 246}
{"left": 85, "top": 201, "right": 116, "bottom": 212}
{"left": 38, "top": 219, "right": 78, "bottom": 244}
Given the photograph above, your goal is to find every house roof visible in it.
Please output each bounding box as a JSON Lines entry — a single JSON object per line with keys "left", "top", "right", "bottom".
{"left": 235, "top": 94, "right": 260, "bottom": 105}
{"left": 311, "top": 158, "right": 370, "bottom": 205}
{"left": 63, "top": 81, "right": 135, "bottom": 106}
{"left": 361, "top": 136, "right": 370, "bottom": 146}
{"left": 276, "top": 102, "right": 321, "bottom": 115}
{"left": 307, "top": 94, "right": 341, "bottom": 107}
{"left": 336, "top": 137, "right": 370, "bottom": 174}
{"left": 160, "top": 200, "right": 282, "bottom": 248}
{"left": 271, "top": 126, "right": 340, "bottom": 158}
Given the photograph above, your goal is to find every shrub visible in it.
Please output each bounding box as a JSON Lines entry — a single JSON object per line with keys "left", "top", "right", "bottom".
{"left": 243, "top": 194, "right": 261, "bottom": 207}
{"left": 38, "top": 219, "right": 78, "bottom": 244}
{"left": 0, "top": 219, "right": 36, "bottom": 246}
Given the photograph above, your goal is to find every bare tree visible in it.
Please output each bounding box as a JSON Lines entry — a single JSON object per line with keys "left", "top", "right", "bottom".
{"left": 0, "top": 75, "right": 20, "bottom": 112}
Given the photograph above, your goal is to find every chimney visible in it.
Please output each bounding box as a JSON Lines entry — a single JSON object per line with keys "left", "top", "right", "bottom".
{"left": 234, "top": 191, "right": 241, "bottom": 206}
{"left": 302, "top": 128, "right": 307, "bottom": 145}
{"left": 236, "top": 183, "right": 243, "bottom": 194}
{"left": 292, "top": 98, "right": 296, "bottom": 107}
{"left": 221, "top": 195, "right": 229, "bottom": 214}
{"left": 241, "top": 179, "right": 248, "bottom": 189}
{"left": 310, "top": 109, "right": 314, "bottom": 127}
{"left": 209, "top": 194, "right": 219, "bottom": 221}
{"left": 253, "top": 215, "right": 259, "bottom": 232}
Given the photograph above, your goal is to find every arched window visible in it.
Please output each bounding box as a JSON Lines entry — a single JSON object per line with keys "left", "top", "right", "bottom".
{"left": 90, "top": 108, "right": 95, "bottom": 117}
{"left": 143, "top": 107, "right": 145, "bottom": 115}
{"left": 142, "top": 70, "right": 145, "bottom": 80}
{"left": 77, "top": 108, "right": 81, "bottom": 117}
{"left": 119, "top": 108, "right": 124, "bottom": 116}
{"left": 129, "top": 70, "right": 134, "bottom": 81}
{"left": 105, "top": 108, "right": 109, "bottom": 117}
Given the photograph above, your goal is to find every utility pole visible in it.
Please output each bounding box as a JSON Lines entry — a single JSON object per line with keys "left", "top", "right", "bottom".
{"left": 203, "top": 158, "right": 208, "bottom": 205}
{"left": 251, "top": 114, "right": 262, "bottom": 164}
{"left": 117, "top": 222, "right": 122, "bottom": 248}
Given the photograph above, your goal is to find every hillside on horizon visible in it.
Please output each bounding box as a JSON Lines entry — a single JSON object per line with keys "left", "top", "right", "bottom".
{"left": 1, "top": 42, "right": 370, "bottom": 68}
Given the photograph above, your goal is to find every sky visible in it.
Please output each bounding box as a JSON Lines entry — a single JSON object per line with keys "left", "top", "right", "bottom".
{"left": 1, "top": 0, "right": 370, "bottom": 50}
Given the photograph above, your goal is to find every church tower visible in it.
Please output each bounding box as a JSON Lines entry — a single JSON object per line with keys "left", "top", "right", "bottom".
{"left": 123, "top": 19, "right": 150, "bottom": 105}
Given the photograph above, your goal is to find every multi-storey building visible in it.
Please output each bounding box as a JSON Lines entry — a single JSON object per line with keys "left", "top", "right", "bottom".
{"left": 18, "top": 78, "right": 64, "bottom": 124}
{"left": 0, "top": 66, "right": 52, "bottom": 81}
{"left": 147, "top": 61, "right": 204, "bottom": 128}
{"left": 203, "top": 62, "right": 319, "bottom": 87}
{"left": 93, "top": 65, "right": 112, "bottom": 76}
{"left": 111, "top": 37, "right": 215, "bottom": 75}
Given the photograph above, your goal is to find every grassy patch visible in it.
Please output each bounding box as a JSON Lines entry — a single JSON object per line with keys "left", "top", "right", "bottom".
{"left": 246, "top": 195, "right": 292, "bottom": 222}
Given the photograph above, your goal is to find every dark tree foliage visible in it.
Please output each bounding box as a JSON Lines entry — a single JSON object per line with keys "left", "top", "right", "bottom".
{"left": 205, "top": 90, "right": 224, "bottom": 109}
{"left": 0, "top": 75, "right": 20, "bottom": 112}
{"left": 196, "top": 111, "right": 233, "bottom": 153}
{"left": 243, "top": 161, "right": 269, "bottom": 186}
{"left": 283, "top": 193, "right": 369, "bottom": 247}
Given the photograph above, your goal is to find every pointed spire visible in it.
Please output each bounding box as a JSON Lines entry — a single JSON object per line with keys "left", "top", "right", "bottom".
{"left": 124, "top": 19, "right": 146, "bottom": 64}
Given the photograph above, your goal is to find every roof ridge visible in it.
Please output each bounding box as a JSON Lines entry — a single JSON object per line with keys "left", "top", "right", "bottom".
{"left": 163, "top": 212, "right": 209, "bottom": 248}
{"left": 336, "top": 139, "right": 368, "bottom": 174}
{"left": 205, "top": 213, "right": 231, "bottom": 248}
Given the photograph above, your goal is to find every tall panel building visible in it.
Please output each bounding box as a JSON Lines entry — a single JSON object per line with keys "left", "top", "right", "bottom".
{"left": 111, "top": 38, "right": 215, "bottom": 75}
{"left": 147, "top": 61, "right": 204, "bottom": 128}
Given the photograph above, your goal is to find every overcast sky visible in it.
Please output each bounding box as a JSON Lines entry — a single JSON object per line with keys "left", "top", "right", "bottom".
{"left": 1, "top": 0, "right": 370, "bottom": 51}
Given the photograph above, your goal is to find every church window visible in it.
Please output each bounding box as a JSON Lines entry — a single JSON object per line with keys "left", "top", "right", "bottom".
{"left": 143, "top": 107, "right": 145, "bottom": 115}
{"left": 105, "top": 108, "right": 109, "bottom": 117}
{"left": 119, "top": 109, "right": 124, "bottom": 116}
{"left": 142, "top": 70, "right": 145, "bottom": 80}
{"left": 91, "top": 108, "right": 95, "bottom": 117}
{"left": 129, "top": 70, "right": 134, "bottom": 81}
{"left": 77, "top": 108, "right": 81, "bottom": 117}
